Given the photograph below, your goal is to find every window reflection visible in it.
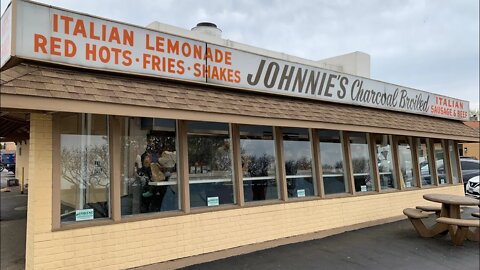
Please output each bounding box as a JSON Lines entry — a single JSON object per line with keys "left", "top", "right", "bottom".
{"left": 188, "top": 121, "right": 234, "bottom": 207}
{"left": 397, "top": 136, "right": 417, "bottom": 188}
{"left": 348, "top": 132, "right": 375, "bottom": 192}
{"left": 240, "top": 125, "right": 279, "bottom": 202}
{"left": 373, "top": 134, "right": 397, "bottom": 190}
{"left": 417, "top": 138, "right": 433, "bottom": 185}
{"left": 318, "top": 130, "right": 348, "bottom": 194}
{"left": 60, "top": 113, "right": 110, "bottom": 223}
{"left": 120, "top": 118, "right": 179, "bottom": 216}
{"left": 282, "top": 128, "right": 314, "bottom": 198}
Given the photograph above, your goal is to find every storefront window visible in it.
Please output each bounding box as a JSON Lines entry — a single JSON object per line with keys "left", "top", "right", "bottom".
{"left": 448, "top": 141, "right": 460, "bottom": 184}
{"left": 373, "top": 134, "right": 397, "bottom": 190}
{"left": 348, "top": 132, "right": 375, "bottom": 192}
{"left": 432, "top": 139, "right": 448, "bottom": 185}
{"left": 120, "top": 118, "right": 179, "bottom": 216}
{"left": 397, "top": 136, "right": 417, "bottom": 188}
{"left": 240, "top": 125, "right": 279, "bottom": 202}
{"left": 318, "top": 130, "right": 348, "bottom": 194}
{"left": 59, "top": 114, "right": 110, "bottom": 223}
{"left": 282, "top": 128, "right": 314, "bottom": 198}
{"left": 188, "top": 121, "right": 234, "bottom": 207}
{"left": 417, "top": 138, "right": 433, "bottom": 186}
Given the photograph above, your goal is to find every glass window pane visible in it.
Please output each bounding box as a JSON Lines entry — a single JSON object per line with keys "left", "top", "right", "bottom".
{"left": 240, "top": 125, "right": 279, "bottom": 202}
{"left": 373, "top": 134, "right": 397, "bottom": 190}
{"left": 448, "top": 141, "right": 460, "bottom": 184}
{"left": 60, "top": 114, "right": 110, "bottom": 223}
{"left": 432, "top": 139, "right": 448, "bottom": 185}
{"left": 282, "top": 128, "right": 314, "bottom": 198}
{"left": 188, "top": 121, "right": 234, "bottom": 207}
{"left": 417, "top": 138, "right": 433, "bottom": 186}
{"left": 120, "top": 118, "right": 179, "bottom": 216}
{"left": 348, "top": 132, "right": 375, "bottom": 192}
{"left": 318, "top": 130, "right": 348, "bottom": 194}
{"left": 397, "top": 136, "right": 417, "bottom": 188}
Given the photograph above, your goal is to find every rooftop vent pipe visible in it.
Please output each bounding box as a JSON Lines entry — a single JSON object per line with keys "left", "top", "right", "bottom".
{"left": 191, "top": 22, "right": 222, "bottom": 38}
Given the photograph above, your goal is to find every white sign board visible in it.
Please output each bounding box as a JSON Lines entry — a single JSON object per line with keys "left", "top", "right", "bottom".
{"left": 1, "top": 0, "right": 470, "bottom": 120}
{"left": 0, "top": 4, "right": 12, "bottom": 67}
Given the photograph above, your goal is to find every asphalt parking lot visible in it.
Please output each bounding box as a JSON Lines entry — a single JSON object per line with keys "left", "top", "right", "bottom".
{"left": 178, "top": 208, "right": 480, "bottom": 270}
{"left": 0, "top": 170, "right": 27, "bottom": 270}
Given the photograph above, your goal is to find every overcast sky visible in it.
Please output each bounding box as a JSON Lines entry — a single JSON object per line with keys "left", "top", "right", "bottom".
{"left": 2, "top": 0, "right": 479, "bottom": 110}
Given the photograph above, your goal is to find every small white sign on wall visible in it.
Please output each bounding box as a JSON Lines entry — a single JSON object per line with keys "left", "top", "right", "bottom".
{"left": 360, "top": 185, "right": 368, "bottom": 192}
{"left": 75, "top": 209, "right": 94, "bottom": 221}
{"left": 207, "top": 196, "right": 219, "bottom": 206}
{"left": 297, "top": 189, "right": 306, "bottom": 197}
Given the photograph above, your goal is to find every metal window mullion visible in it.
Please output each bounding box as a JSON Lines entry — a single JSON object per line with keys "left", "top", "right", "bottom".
{"left": 311, "top": 129, "right": 324, "bottom": 198}
{"left": 391, "top": 135, "right": 402, "bottom": 190}
{"left": 428, "top": 138, "right": 438, "bottom": 186}
{"left": 442, "top": 139, "right": 453, "bottom": 184}
{"left": 274, "top": 127, "right": 288, "bottom": 201}
{"left": 109, "top": 115, "right": 121, "bottom": 221}
{"left": 454, "top": 141, "right": 463, "bottom": 184}
{"left": 231, "top": 124, "right": 244, "bottom": 206}
{"left": 342, "top": 131, "right": 355, "bottom": 195}
{"left": 368, "top": 134, "right": 381, "bottom": 192}
{"left": 177, "top": 120, "right": 190, "bottom": 213}
{"left": 411, "top": 137, "right": 422, "bottom": 188}
{"left": 52, "top": 114, "right": 61, "bottom": 229}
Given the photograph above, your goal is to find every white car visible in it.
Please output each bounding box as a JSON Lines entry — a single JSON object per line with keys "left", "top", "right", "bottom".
{"left": 465, "top": 175, "right": 480, "bottom": 199}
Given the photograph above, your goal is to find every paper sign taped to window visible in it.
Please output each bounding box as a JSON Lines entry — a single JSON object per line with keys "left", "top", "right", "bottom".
{"left": 207, "top": 196, "right": 219, "bottom": 206}
{"left": 297, "top": 189, "right": 306, "bottom": 197}
{"left": 75, "top": 209, "right": 94, "bottom": 221}
{"left": 361, "top": 185, "right": 367, "bottom": 192}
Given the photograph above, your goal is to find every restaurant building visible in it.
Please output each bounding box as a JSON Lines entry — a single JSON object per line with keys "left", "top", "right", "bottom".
{"left": 1, "top": 1, "right": 479, "bottom": 269}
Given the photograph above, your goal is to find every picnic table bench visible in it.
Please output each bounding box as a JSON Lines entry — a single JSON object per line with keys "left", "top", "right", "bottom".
{"left": 404, "top": 193, "right": 480, "bottom": 245}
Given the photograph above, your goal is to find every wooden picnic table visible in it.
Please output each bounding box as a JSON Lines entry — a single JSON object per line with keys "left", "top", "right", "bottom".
{"left": 423, "top": 193, "right": 480, "bottom": 237}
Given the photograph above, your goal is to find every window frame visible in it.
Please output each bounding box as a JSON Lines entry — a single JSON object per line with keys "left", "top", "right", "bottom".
{"left": 53, "top": 113, "right": 115, "bottom": 229}
{"left": 51, "top": 113, "right": 468, "bottom": 231}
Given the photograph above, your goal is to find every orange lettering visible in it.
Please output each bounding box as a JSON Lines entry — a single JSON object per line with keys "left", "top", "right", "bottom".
{"left": 205, "top": 47, "right": 213, "bottom": 61}
{"left": 86, "top": 43, "right": 96, "bottom": 61}
{"left": 98, "top": 46, "right": 111, "bottom": 63}
{"left": 167, "top": 39, "right": 179, "bottom": 55}
{"left": 122, "top": 50, "right": 132, "bottom": 66}
{"left": 145, "top": 34, "right": 154, "bottom": 50}
{"left": 73, "top": 19, "right": 87, "bottom": 38}
{"left": 60, "top": 15, "right": 73, "bottom": 34}
{"left": 225, "top": 51, "right": 232, "bottom": 65}
{"left": 64, "top": 39, "right": 77, "bottom": 57}
{"left": 108, "top": 27, "right": 120, "bottom": 44}
{"left": 111, "top": 47, "right": 121, "bottom": 64}
{"left": 123, "top": 29, "right": 134, "bottom": 46}
{"left": 34, "top": 34, "right": 47, "bottom": 53}
{"left": 155, "top": 36, "right": 165, "bottom": 52}
{"left": 193, "top": 45, "right": 202, "bottom": 59}
{"left": 50, "top": 37, "right": 62, "bottom": 56}
{"left": 53, "top": 14, "right": 58, "bottom": 32}
{"left": 89, "top": 22, "right": 100, "bottom": 40}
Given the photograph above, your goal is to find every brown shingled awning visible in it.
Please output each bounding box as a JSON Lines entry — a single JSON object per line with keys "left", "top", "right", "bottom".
{"left": 1, "top": 63, "right": 478, "bottom": 141}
